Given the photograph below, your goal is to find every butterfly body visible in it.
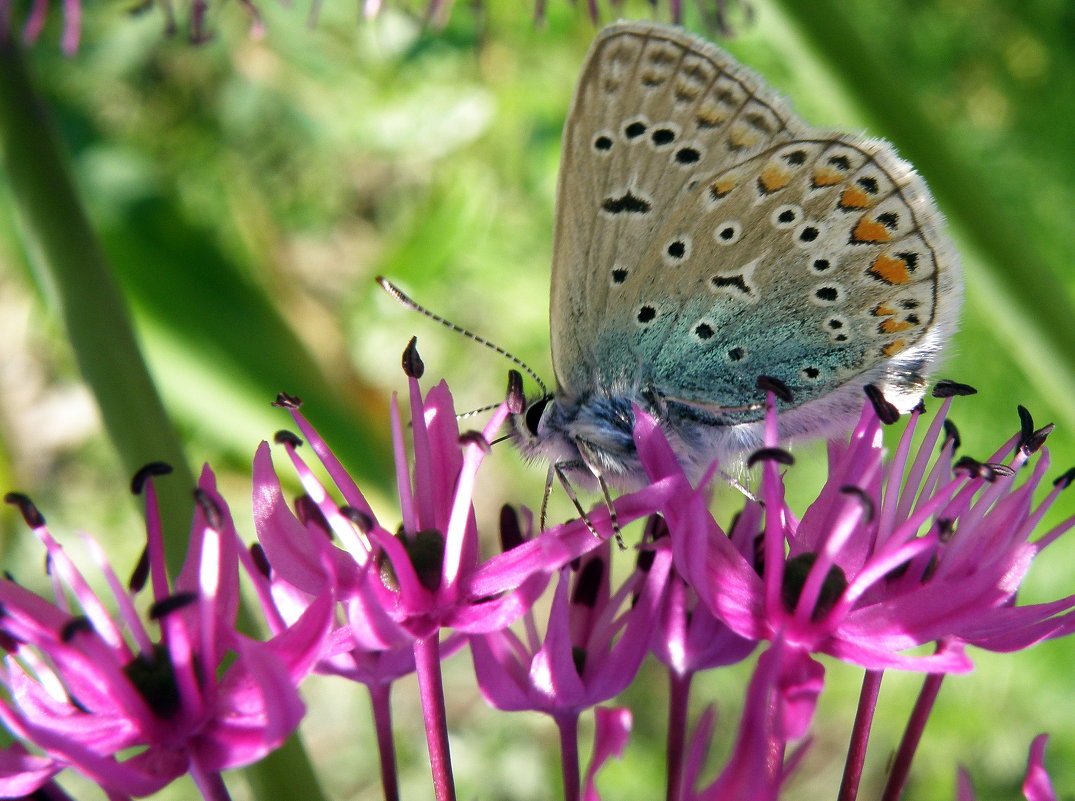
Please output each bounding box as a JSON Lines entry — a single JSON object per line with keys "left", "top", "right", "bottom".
{"left": 513, "top": 22, "right": 960, "bottom": 489}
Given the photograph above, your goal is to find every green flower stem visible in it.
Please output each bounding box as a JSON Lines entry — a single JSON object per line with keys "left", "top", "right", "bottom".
{"left": 0, "top": 36, "right": 194, "bottom": 568}
{"left": 0, "top": 39, "right": 327, "bottom": 801}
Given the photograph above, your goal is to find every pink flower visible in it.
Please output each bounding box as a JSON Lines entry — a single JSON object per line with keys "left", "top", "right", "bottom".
{"left": 469, "top": 539, "right": 673, "bottom": 716}
{"left": 258, "top": 349, "right": 679, "bottom": 663}
{"left": 254, "top": 343, "right": 682, "bottom": 801}
{"left": 0, "top": 464, "right": 331, "bottom": 801}
{"left": 582, "top": 706, "right": 632, "bottom": 801}
{"left": 682, "top": 640, "right": 810, "bottom": 801}
{"left": 469, "top": 535, "right": 672, "bottom": 801}
{"left": 642, "top": 384, "right": 1075, "bottom": 676}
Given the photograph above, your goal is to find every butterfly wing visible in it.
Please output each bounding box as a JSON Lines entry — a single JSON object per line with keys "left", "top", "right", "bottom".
{"left": 617, "top": 135, "right": 961, "bottom": 421}
{"left": 551, "top": 22, "right": 959, "bottom": 427}
{"left": 550, "top": 22, "right": 803, "bottom": 397}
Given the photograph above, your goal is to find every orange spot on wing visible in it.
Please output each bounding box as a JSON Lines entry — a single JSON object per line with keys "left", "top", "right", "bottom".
{"left": 727, "top": 125, "right": 759, "bottom": 151}
{"left": 710, "top": 177, "right": 738, "bottom": 199}
{"left": 758, "top": 166, "right": 791, "bottom": 193}
{"left": 696, "top": 105, "right": 727, "bottom": 128}
{"left": 839, "top": 186, "right": 871, "bottom": 209}
{"left": 812, "top": 168, "right": 843, "bottom": 187}
{"left": 879, "top": 318, "right": 913, "bottom": 334}
{"left": 868, "top": 254, "right": 911, "bottom": 284}
{"left": 872, "top": 303, "right": 897, "bottom": 317}
{"left": 853, "top": 218, "right": 892, "bottom": 244}
{"left": 882, "top": 339, "right": 907, "bottom": 357}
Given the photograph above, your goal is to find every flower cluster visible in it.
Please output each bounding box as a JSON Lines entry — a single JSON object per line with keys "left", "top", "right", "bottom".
{"left": 0, "top": 346, "right": 1073, "bottom": 801}
{"left": 0, "top": 465, "right": 333, "bottom": 801}
{"left": 0, "top": 0, "right": 745, "bottom": 54}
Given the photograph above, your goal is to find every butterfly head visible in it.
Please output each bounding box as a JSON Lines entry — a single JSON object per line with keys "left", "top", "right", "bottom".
{"left": 511, "top": 388, "right": 652, "bottom": 491}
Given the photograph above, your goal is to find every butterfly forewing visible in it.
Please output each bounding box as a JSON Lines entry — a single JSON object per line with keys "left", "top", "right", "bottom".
{"left": 550, "top": 22, "right": 802, "bottom": 396}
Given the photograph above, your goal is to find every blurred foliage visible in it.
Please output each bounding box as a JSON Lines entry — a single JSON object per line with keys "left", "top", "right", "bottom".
{"left": 2, "top": 0, "right": 1075, "bottom": 799}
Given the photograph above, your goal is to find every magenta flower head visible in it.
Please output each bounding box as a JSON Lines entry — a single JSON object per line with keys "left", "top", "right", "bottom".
{"left": 470, "top": 539, "right": 673, "bottom": 716}
{"left": 0, "top": 464, "right": 332, "bottom": 801}
{"left": 683, "top": 639, "right": 811, "bottom": 801}
{"left": 254, "top": 339, "right": 685, "bottom": 800}
{"left": 469, "top": 534, "right": 672, "bottom": 801}
{"left": 643, "top": 382, "right": 1075, "bottom": 679}
{"left": 257, "top": 341, "right": 679, "bottom": 654}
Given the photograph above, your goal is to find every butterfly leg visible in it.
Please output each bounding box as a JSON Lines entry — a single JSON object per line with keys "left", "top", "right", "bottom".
{"left": 595, "top": 472, "right": 626, "bottom": 551}
{"left": 547, "top": 461, "right": 625, "bottom": 550}
{"left": 719, "top": 469, "right": 759, "bottom": 503}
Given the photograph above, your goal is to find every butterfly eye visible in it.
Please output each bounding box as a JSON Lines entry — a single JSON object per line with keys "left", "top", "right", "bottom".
{"left": 524, "top": 396, "right": 552, "bottom": 437}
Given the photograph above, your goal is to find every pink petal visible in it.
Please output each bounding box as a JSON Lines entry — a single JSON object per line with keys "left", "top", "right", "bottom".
{"left": 1023, "top": 734, "right": 1056, "bottom": 801}
{"left": 0, "top": 743, "right": 59, "bottom": 796}
{"left": 582, "top": 707, "right": 632, "bottom": 801}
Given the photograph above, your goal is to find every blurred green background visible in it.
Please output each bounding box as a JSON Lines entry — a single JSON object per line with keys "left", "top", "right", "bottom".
{"left": 2, "top": 0, "right": 1075, "bottom": 799}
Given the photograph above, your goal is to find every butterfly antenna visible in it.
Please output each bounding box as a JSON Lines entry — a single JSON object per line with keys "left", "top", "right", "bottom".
{"left": 456, "top": 402, "right": 505, "bottom": 421}
{"left": 377, "top": 277, "right": 549, "bottom": 398}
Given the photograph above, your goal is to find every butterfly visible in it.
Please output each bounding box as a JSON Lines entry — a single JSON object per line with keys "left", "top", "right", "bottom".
{"left": 510, "top": 21, "right": 961, "bottom": 492}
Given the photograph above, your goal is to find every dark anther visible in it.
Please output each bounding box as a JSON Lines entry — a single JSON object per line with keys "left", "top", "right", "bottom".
{"left": 149, "top": 592, "right": 199, "bottom": 620}
{"left": 250, "top": 543, "right": 272, "bottom": 578}
{"left": 954, "top": 455, "right": 981, "bottom": 475}
{"left": 839, "top": 486, "right": 875, "bottom": 523}
{"left": 572, "top": 558, "right": 604, "bottom": 608}
{"left": 1017, "top": 405, "right": 1054, "bottom": 453}
{"left": 194, "top": 488, "right": 224, "bottom": 530}
{"left": 295, "top": 495, "right": 332, "bottom": 537}
{"left": 984, "top": 462, "right": 1016, "bottom": 478}
{"left": 378, "top": 529, "right": 445, "bottom": 592}
{"left": 0, "top": 630, "right": 18, "bottom": 654}
{"left": 402, "top": 336, "right": 425, "bottom": 379}
{"left": 1025, "top": 424, "right": 1055, "bottom": 455}
{"left": 274, "top": 430, "right": 303, "bottom": 448}
{"left": 131, "top": 463, "right": 173, "bottom": 495}
{"left": 507, "top": 370, "right": 526, "bottom": 415}
{"left": 954, "top": 456, "right": 1000, "bottom": 482}
{"left": 1053, "top": 467, "right": 1075, "bottom": 489}
{"left": 61, "top": 616, "right": 94, "bottom": 642}
{"left": 499, "top": 505, "right": 524, "bottom": 552}
{"left": 572, "top": 646, "right": 587, "bottom": 676}
{"left": 635, "top": 544, "right": 656, "bottom": 573}
{"left": 942, "top": 419, "right": 961, "bottom": 451}
{"left": 864, "top": 384, "right": 900, "bottom": 425}
{"left": 273, "top": 392, "right": 303, "bottom": 409}
{"left": 339, "top": 506, "right": 374, "bottom": 534}
{"left": 643, "top": 513, "right": 670, "bottom": 543}
{"left": 4, "top": 493, "right": 45, "bottom": 529}
{"left": 124, "top": 644, "right": 181, "bottom": 719}
{"left": 911, "top": 399, "right": 927, "bottom": 415}
{"left": 747, "top": 447, "right": 795, "bottom": 468}
{"left": 936, "top": 517, "right": 955, "bottom": 542}
{"left": 781, "top": 552, "right": 848, "bottom": 621}
{"left": 756, "top": 375, "right": 793, "bottom": 402}
{"left": 932, "top": 380, "right": 977, "bottom": 398}
{"left": 128, "top": 546, "right": 150, "bottom": 593}
{"left": 1017, "top": 405, "right": 1035, "bottom": 444}
{"left": 459, "top": 430, "right": 492, "bottom": 453}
